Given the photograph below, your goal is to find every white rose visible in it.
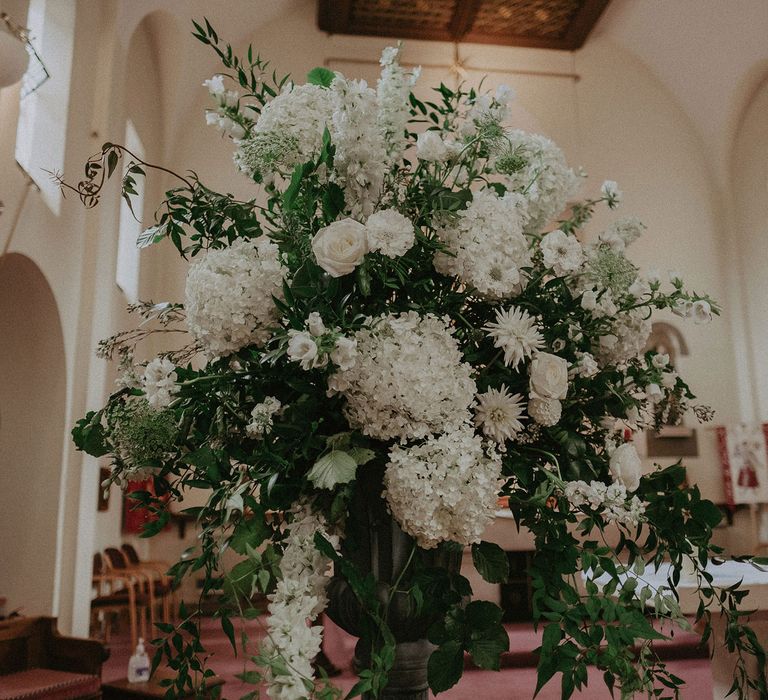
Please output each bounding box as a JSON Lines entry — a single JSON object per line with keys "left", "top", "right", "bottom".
{"left": 609, "top": 442, "right": 642, "bottom": 492}
{"left": 416, "top": 131, "right": 449, "bottom": 162}
{"left": 691, "top": 300, "right": 712, "bottom": 324}
{"left": 529, "top": 352, "right": 569, "bottom": 401}
{"left": 287, "top": 330, "right": 321, "bottom": 370}
{"left": 330, "top": 336, "right": 357, "bottom": 371}
{"left": 307, "top": 312, "right": 326, "bottom": 337}
{"left": 311, "top": 219, "right": 368, "bottom": 277}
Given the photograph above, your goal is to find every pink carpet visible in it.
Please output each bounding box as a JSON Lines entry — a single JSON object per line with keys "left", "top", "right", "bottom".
{"left": 102, "top": 616, "right": 713, "bottom": 698}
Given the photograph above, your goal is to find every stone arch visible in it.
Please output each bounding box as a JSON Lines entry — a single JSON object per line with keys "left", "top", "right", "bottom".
{"left": 0, "top": 253, "right": 67, "bottom": 616}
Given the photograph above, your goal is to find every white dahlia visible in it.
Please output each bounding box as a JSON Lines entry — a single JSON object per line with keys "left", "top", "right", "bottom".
{"left": 528, "top": 397, "right": 562, "bottom": 426}
{"left": 483, "top": 306, "right": 544, "bottom": 369}
{"left": 475, "top": 385, "right": 526, "bottom": 443}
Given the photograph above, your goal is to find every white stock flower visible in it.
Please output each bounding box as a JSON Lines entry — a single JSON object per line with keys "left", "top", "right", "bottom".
{"left": 692, "top": 300, "right": 713, "bottom": 324}
{"left": 330, "top": 312, "right": 476, "bottom": 441}
{"left": 383, "top": 427, "right": 502, "bottom": 549}
{"left": 365, "top": 208, "right": 415, "bottom": 258}
{"left": 433, "top": 189, "right": 531, "bottom": 299}
{"left": 185, "top": 238, "right": 286, "bottom": 356}
{"left": 609, "top": 442, "right": 642, "bottom": 492}
{"left": 529, "top": 353, "right": 569, "bottom": 401}
{"left": 416, "top": 131, "right": 450, "bottom": 162}
{"left": 312, "top": 219, "right": 368, "bottom": 277}
{"left": 287, "top": 331, "right": 324, "bottom": 370}
{"left": 377, "top": 45, "right": 420, "bottom": 164}
{"left": 475, "top": 385, "right": 526, "bottom": 443}
{"left": 483, "top": 306, "right": 544, "bottom": 369}
{"left": 572, "top": 351, "right": 599, "bottom": 378}
{"left": 246, "top": 397, "right": 281, "bottom": 438}
{"left": 142, "top": 357, "right": 177, "bottom": 409}
{"left": 528, "top": 397, "right": 562, "bottom": 426}
{"left": 540, "top": 229, "right": 584, "bottom": 275}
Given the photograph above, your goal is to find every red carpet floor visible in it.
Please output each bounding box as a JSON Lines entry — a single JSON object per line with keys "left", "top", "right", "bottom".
{"left": 102, "top": 616, "right": 713, "bottom": 699}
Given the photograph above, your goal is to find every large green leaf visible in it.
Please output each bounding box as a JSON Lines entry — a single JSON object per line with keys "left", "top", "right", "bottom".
{"left": 307, "top": 66, "right": 335, "bottom": 87}
{"left": 471, "top": 541, "right": 510, "bottom": 583}
{"left": 307, "top": 450, "right": 358, "bottom": 489}
{"left": 427, "top": 641, "right": 464, "bottom": 694}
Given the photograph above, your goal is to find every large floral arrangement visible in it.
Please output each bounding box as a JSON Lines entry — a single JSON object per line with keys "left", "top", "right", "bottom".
{"left": 66, "top": 21, "right": 766, "bottom": 700}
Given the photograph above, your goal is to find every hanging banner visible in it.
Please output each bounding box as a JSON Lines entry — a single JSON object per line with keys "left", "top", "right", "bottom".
{"left": 716, "top": 423, "right": 768, "bottom": 507}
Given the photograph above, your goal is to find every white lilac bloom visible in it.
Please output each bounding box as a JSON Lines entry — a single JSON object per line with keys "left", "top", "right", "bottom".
{"left": 184, "top": 238, "right": 286, "bottom": 357}
{"left": 365, "top": 208, "right": 415, "bottom": 258}
{"left": 483, "top": 306, "right": 544, "bottom": 369}
{"left": 474, "top": 385, "right": 526, "bottom": 443}
{"left": 600, "top": 180, "right": 622, "bottom": 207}
{"left": 433, "top": 189, "right": 532, "bottom": 299}
{"left": 500, "top": 130, "right": 580, "bottom": 233}
{"left": 383, "top": 426, "right": 502, "bottom": 549}
{"left": 142, "top": 357, "right": 178, "bottom": 410}
{"left": 246, "top": 397, "right": 281, "bottom": 438}
{"left": 260, "top": 506, "right": 339, "bottom": 700}
{"left": 330, "top": 75, "right": 388, "bottom": 219}
{"left": 328, "top": 312, "right": 476, "bottom": 442}
{"left": 377, "top": 45, "right": 420, "bottom": 165}
{"left": 540, "top": 229, "right": 585, "bottom": 275}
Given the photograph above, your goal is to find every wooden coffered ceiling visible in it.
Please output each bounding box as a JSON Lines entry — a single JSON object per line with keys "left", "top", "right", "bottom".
{"left": 318, "top": 0, "right": 610, "bottom": 51}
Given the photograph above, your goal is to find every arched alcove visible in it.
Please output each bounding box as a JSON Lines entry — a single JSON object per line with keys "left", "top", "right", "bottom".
{"left": 0, "top": 253, "right": 66, "bottom": 615}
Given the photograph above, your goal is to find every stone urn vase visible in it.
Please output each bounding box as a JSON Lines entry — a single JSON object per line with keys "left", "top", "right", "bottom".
{"left": 326, "top": 465, "right": 462, "bottom": 699}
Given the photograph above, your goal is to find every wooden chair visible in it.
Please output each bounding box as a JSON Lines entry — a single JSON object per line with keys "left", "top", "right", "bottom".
{"left": 91, "top": 552, "right": 148, "bottom": 649}
{"left": 0, "top": 616, "right": 107, "bottom": 700}
{"left": 120, "top": 544, "right": 177, "bottom": 624}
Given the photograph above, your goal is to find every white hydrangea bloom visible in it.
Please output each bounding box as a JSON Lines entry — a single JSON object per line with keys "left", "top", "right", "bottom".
{"left": 185, "top": 238, "right": 287, "bottom": 357}
{"left": 433, "top": 189, "right": 532, "bottom": 299}
{"left": 331, "top": 76, "right": 388, "bottom": 219}
{"left": 596, "top": 309, "right": 652, "bottom": 366}
{"left": 383, "top": 427, "right": 502, "bottom": 549}
{"left": 483, "top": 306, "right": 544, "bottom": 369}
{"left": 599, "top": 217, "right": 646, "bottom": 252}
{"left": 365, "top": 208, "right": 415, "bottom": 258}
{"left": 261, "top": 505, "right": 340, "bottom": 700}
{"left": 237, "top": 83, "right": 335, "bottom": 179}
{"left": 570, "top": 351, "right": 599, "bottom": 378}
{"left": 377, "top": 45, "right": 420, "bottom": 165}
{"left": 540, "top": 229, "right": 585, "bottom": 275}
{"left": 416, "top": 131, "right": 451, "bottom": 162}
{"left": 501, "top": 130, "right": 580, "bottom": 233}
{"left": 474, "top": 385, "right": 526, "bottom": 443}
{"left": 329, "top": 312, "right": 476, "bottom": 441}
{"left": 246, "top": 397, "right": 281, "bottom": 438}
{"left": 563, "top": 480, "right": 646, "bottom": 527}
{"left": 142, "top": 357, "right": 177, "bottom": 410}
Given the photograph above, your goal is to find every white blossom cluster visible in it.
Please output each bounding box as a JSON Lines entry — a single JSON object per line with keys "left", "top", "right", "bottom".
{"left": 261, "top": 506, "right": 340, "bottom": 700}
{"left": 184, "top": 237, "right": 287, "bottom": 357}
{"left": 246, "top": 396, "right": 281, "bottom": 438}
{"left": 236, "top": 83, "right": 335, "bottom": 180}
{"left": 433, "top": 189, "right": 532, "bottom": 298}
{"left": 377, "top": 45, "right": 420, "bottom": 165}
{"left": 499, "top": 130, "right": 580, "bottom": 233}
{"left": 564, "top": 480, "right": 646, "bottom": 527}
{"left": 330, "top": 76, "right": 388, "bottom": 219}
{"left": 203, "top": 75, "right": 245, "bottom": 139}
{"left": 142, "top": 357, "right": 178, "bottom": 410}
{"left": 596, "top": 309, "right": 652, "bottom": 366}
{"left": 383, "top": 426, "right": 502, "bottom": 549}
{"left": 287, "top": 312, "right": 357, "bottom": 371}
{"left": 329, "top": 312, "right": 476, "bottom": 441}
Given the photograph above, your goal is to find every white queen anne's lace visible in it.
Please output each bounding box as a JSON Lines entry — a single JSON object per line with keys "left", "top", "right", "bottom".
{"left": 261, "top": 505, "right": 340, "bottom": 700}
{"left": 329, "top": 312, "right": 476, "bottom": 441}
{"left": 433, "top": 189, "right": 531, "bottom": 299}
{"left": 184, "top": 238, "right": 286, "bottom": 356}
{"left": 383, "top": 427, "right": 502, "bottom": 549}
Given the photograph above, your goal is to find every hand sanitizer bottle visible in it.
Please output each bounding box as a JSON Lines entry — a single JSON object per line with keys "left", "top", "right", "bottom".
{"left": 127, "top": 637, "right": 150, "bottom": 683}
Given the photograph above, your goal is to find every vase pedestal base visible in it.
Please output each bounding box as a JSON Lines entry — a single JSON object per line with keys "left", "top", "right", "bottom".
{"left": 357, "top": 639, "right": 433, "bottom": 700}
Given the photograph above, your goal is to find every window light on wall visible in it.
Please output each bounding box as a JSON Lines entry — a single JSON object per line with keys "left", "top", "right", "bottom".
{"left": 115, "top": 120, "right": 144, "bottom": 304}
